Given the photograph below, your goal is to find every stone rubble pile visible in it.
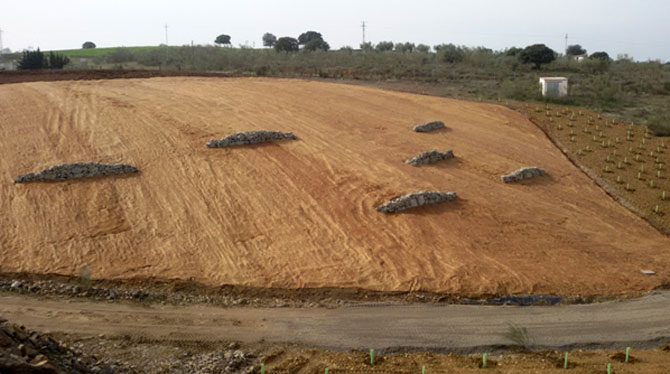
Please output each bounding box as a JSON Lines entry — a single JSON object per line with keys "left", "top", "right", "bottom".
{"left": 174, "top": 349, "right": 256, "bottom": 374}
{"left": 407, "top": 149, "right": 454, "bottom": 166}
{"left": 0, "top": 318, "right": 123, "bottom": 374}
{"left": 501, "top": 167, "right": 546, "bottom": 183}
{"left": 0, "top": 278, "right": 325, "bottom": 308}
{"left": 377, "top": 191, "right": 458, "bottom": 213}
{"left": 2, "top": 279, "right": 149, "bottom": 302}
{"left": 413, "top": 121, "right": 446, "bottom": 133}
{"left": 14, "top": 163, "right": 138, "bottom": 183}
{"left": 206, "top": 131, "right": 297, "bottom": 148}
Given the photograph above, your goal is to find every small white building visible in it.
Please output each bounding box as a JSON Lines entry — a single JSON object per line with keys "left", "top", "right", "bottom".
{"left": 573, "top": 54, "right": 588, "bottom": 62}
{"left": 0, "top": 60, "right": 16, "bottom": 71}
{"left": 539, "top": 77, "right": 568, "bottom": 97}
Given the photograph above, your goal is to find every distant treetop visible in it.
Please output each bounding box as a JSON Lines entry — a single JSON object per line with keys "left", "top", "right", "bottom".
{"left": 375, "top": 41, "right": 394, "bottom": 52}
{"left": 566, "top": 44, "right": 587, "bottom": 56}
{"left": 519, "top": 44, "right": 556, "bottom": 69}
{"left": 215, "top": 34, "right": 232, "bottom": 46}
{"left": 274, "top": 37, "right": 299, "bottom": 53}
{"left": 82, "top": 41, "right": 96, "bottom": 49}
{"left": 262, "top": 33, "right": 277, "bottom": 48}
{"left": 297, "top": 31, "right": 329, "bottom": 52}
{"left": 589, "top": 51, "right": 611, "bottom": 61}
{"left": 297, "top": 31, "right": 323, "bottom": 45}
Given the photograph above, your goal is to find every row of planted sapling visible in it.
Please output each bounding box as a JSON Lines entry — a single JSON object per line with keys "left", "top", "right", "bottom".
{"left": 522, "top": 102, "right": 669, "bottom": 221}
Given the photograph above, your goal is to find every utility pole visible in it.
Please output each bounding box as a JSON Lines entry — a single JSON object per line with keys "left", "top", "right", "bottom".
{"left": 564, "top": 33, "right": 568, "bottom": 54}
{"left": 0, "top": 28, "right": 4, "bottom": 55}
{"left": 191, "top": 40, "right": 195, "bottom": 69}
{"left": 163, "top": 24, "right": 169, "bottom": 69}
{"left": 361, "top": 21, "right": 366, "bottom": 44}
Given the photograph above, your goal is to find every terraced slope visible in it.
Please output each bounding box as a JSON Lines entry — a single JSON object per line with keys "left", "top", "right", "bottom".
{"left": 1, "top": 77, "right": 668, "bottom": 296}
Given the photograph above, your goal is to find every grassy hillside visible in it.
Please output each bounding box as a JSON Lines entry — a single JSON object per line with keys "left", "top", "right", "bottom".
{"left": 8, "top": 44, "right": 668, "bottom": 134}
{"left": 55, "top": 46, "right": 159, "bottom": 58}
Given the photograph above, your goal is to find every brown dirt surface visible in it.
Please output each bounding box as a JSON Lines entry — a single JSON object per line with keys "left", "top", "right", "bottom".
{"left": 3, "top": 293, "right": 670, "bottom": 372}
{"left": 51, "top": 335, "right": 670, "bottom": 374}
{"left": 4, "top": 293, "right": 670, "bottom": 352}
{"left": 1, "top": 77, "right": 670, "bottom": 297}
{"left": 513, "top": 103, "right": 670, "bottom": 233}
{"left": 0, "top": 69, "right": 234, "bottom": 85}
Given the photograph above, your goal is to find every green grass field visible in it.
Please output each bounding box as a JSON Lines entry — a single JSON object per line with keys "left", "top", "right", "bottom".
{"left": 54, "top": 46, "right": 159, "bottom": 58}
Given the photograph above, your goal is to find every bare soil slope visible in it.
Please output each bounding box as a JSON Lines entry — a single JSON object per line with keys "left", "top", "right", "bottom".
{"left": 1, "top": 77, "right": 669, "bottom": 296}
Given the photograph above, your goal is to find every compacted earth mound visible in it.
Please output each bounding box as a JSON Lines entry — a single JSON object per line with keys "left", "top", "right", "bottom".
{"left": 14, "top": 163, "right": 138, "bottom": 183}
{"left": 1, "top": 77, "right": 670, "bottom": 297}
{"left": 206, "top": 131, "right": 297, "bottom": 148}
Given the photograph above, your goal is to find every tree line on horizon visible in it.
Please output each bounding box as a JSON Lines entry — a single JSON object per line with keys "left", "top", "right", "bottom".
{"left": 13, "top": 30, "right": 620, "bottom": 72}
{"left": 210, "top": 30, "right": 612, "bottom": 69}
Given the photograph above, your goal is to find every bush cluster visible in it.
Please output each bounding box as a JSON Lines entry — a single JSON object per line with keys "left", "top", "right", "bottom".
{"left": 17, "top": 49, "right": 70, "bottom": 70}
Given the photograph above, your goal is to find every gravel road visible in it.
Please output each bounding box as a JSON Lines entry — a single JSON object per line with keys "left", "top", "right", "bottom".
{"left": 2, "top": 291, "right": 670, "bottom": 352}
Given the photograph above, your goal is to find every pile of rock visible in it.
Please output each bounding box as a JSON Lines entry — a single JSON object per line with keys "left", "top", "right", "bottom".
{"left": 2, "top": 279, "right": 149, "bottom": 302}
{"left": 413, "top": 121, "right": 446, "bottom": 133}
{"left": 407, "top": 149, "right": 454, "bottom": 166}
{"left": 14, "top": 163, "right": 138, "bottom": 183}
{"left": 501, "top": 167, "right": 546, "bottom": 183}
{"left": 206, "top": 131, "right": 297, "bottom": 148}
{"left": 377, "top": 191, "right": 458, "bottom": 213}
{"left": 0, "top": 318, "right": 120, "bottom": 373}
{"left": 176, "top": 349, "right": 256, "bottom": 374}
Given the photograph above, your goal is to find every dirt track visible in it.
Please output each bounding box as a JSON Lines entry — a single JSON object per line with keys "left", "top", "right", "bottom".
{"left": 2, "top": 77, "right": 670, "bottom": 297}
{"left": 2, "top": 292, "right": 670, "bottom": 351}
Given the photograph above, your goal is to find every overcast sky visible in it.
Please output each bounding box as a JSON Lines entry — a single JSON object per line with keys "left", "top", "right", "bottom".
{"left": 2, "top": 0, "right": 669, "bottom": 61}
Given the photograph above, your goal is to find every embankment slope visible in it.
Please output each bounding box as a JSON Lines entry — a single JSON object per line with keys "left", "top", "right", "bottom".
{"left": 1, "top": 77, "right": 668, "bottom": 296}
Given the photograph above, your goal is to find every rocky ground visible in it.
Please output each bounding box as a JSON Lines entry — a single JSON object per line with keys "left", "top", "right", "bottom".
{"left": 1, "top": 316, "right": 258, "bottom": 374}
{"left": 2, "top": 274, "right": 631, "bottom": 309}
{"left": 0, "top": 316, "right": 126, "bottom": 373}
{"left": 5, "top": 317, "right": 670, "bottom": 374}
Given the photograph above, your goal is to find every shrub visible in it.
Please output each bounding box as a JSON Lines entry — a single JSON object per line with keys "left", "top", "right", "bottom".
{"left": 360, "top": 42, "right": 374, "bottom": 51}
{"left": 648, "top": 114, "right": 670, "bottom": 136}
{"left": 375, "top": 41, "right": 394, "bottom": 52}
{"left": 17, "top": 49, "right": 45, "bottom": 70}
{"left": 500, "top": 323, "right": 533, "bottom": 349}
{"left": 47, "top": 52, "right": 70, "bottom": 69}
{"left": 106, "top": 48, "right": 135, "bottom": 63}
{"left": 415, "top": 44, "right": 430, "bottom": 53}
{"left": 505, "top": 47, "right": 522, "bottom": 56}
{"left": 590, "top": 51, "right": 611, "bottom": 61}
{"left": 394, "top": 42, "right": 415, "bottom": 53}
{"left": 435, "top": 43, "right": 464, "bottom": 63}
{"left": 17, "top": 48, "right": 70, "bottom": 70}
{"left": 303, "top": 38, "right": 330, "bottom": 52}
